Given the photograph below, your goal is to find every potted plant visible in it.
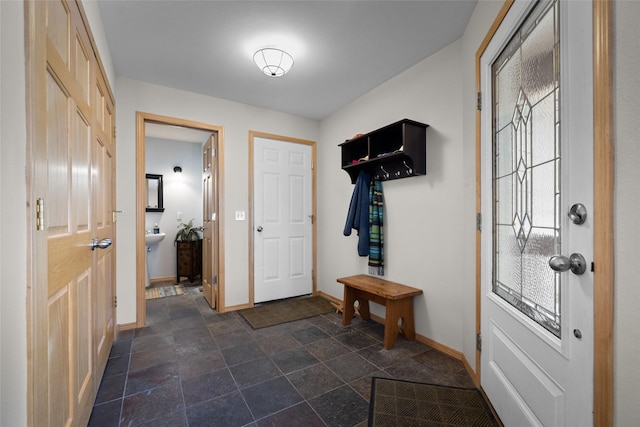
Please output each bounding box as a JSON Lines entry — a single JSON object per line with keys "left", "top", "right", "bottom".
{"left": 174, "top": 219, "right": 203, "bottom": 283}
{"left": 174, "top": 218, "right": 203, "bottom": 243}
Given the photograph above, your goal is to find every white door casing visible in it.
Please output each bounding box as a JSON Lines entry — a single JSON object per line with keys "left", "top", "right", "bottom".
{"left": 253, "top": 136, "right": 313, "bottom": 303}
{"left": 480, "top": 1, "right": 594, "bottom": 426}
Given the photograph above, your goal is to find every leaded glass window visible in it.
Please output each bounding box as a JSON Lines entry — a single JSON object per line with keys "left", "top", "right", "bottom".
{"left": 492, "top": 0, "right": 561, "bottom": 337}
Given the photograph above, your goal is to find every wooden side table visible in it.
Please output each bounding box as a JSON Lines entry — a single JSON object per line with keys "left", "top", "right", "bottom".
{"left": 176, "top": 240, "right": 202, "bottom": 282}
{"left": 337, "top": 274, "right": 423, "bottom": 349}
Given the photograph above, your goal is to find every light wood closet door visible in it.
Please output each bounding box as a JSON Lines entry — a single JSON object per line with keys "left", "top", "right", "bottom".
{"left": 27, "top": 1, "right": 116, "bottom": 425}
{"left": 93, "top": 53, "right": 116, "bottom": 378}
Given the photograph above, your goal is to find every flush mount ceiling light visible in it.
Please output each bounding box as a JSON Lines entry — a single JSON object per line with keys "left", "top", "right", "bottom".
{"left": 253, "top": 48, "right": 294, "bottom": 77}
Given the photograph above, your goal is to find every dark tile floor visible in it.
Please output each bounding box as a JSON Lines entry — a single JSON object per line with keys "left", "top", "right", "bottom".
{"left": 88, "top": 285, "right": 475, "bottom": 427}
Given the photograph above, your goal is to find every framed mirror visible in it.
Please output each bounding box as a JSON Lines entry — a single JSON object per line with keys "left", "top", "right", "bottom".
{"left": 145, "top": 173, "right": 164, "bottom": 212}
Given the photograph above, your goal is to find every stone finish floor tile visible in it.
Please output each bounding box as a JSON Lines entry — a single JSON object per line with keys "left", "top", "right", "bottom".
{"left": 309, "top": 384, "right": 369, "bottom": 427}
{"left": 120, "top": 380, "right": 184, "bottom": 426}
{"left": 89, "top": 291, "right": 479, "bottom": 426}
{"left": 186, "top": 392, "right": 253, "bottom": 427}
{"left": 287, "top": 363, "right": 344, "bottom": 399}
{"left": 241, "top": 376, "right": 304, "bottom": 420}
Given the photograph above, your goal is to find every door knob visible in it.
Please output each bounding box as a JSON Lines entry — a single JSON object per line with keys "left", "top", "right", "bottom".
{"left": 256, "top": 226, "right": 263, "bottom": 232}
{"left": 549, "top": 253, "right": 587, "bottom": 275}
{"left": 568, "top": 203, "right": 587, "bottom": 225}
{"left": 90, "top": 238, "right": 112, "bottom": 251}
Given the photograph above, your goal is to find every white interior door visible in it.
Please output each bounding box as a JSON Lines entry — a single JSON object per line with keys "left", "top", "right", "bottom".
{"left": 253, "top": 137, "right": 313, "bottom": 303}
{"left": 480, "top": 1, "right": 594, "bottom": 425}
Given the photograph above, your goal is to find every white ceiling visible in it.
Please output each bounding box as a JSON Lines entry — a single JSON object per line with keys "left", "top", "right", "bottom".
{"left": 97, "top": 0, "right": 477, "bottom": 121}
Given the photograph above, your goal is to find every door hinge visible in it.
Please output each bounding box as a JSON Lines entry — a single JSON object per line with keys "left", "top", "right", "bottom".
{"left": 309, "top": 214, "right": 314, "bottom": 224}
{"left": 113, "top": 127, "right": 116, "bottom": 139}
{"left": 311, "top": 161, "right": 315, "bottom": 170}
{"left": 212, "top": 148, "right": 216, "bottom": 157}
{"left": 476, "top": 92, "right": 482, "bottom": 110}
{"left": 476, "top": 333, "right": 482, "bottom": 351}
{"left": 476, "top": 213, "right": 482, "bottom": 231}
{"left": 114, "top": 295, "right": 117, "bottom": 308}
{"left": 113, "top": 210, "right": 123, "bottom": 223}
{"left": 36, "top": 198, "right": 45, "bottom": 231}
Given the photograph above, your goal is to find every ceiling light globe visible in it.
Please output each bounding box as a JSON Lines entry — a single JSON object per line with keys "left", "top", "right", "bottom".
{"left": 253, "top": 48, "right": 294, "bottom": 77}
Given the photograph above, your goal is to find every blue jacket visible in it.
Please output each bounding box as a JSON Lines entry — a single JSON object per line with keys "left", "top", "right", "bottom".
{"left": 343, "top": 171, "right": 370, "bottom": 256}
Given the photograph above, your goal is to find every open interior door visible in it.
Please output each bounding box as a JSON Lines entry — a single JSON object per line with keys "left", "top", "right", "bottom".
{"left": 202, "top": 134, "right": 218, "bottom": 309}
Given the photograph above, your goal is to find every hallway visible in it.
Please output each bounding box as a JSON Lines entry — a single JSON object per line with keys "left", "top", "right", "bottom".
{"left": 88, "top": 288, "right": 476, "bottom": 426}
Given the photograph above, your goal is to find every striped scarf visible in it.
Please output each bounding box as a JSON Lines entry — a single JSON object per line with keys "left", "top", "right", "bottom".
{"left": 368, "top": 178, "right": 384, "bottom": 275}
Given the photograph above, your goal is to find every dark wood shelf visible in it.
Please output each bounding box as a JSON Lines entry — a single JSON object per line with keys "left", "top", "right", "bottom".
{"left": 339, "top": 119, "right": 428, "bottom": 183}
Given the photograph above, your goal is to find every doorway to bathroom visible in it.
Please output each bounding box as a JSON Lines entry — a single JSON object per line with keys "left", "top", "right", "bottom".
{"left": 135, "top": 112, "right": 224, "bottom": 327}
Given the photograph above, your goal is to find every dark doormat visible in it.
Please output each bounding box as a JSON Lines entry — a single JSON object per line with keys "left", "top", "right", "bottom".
{"left": 239, "top": 295, "right": 335, "bottom": 329}
{"left": 368, "top": 377, "right": 499, "bottom": 427}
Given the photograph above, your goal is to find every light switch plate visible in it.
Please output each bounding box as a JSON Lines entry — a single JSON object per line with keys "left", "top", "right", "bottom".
{"left": 235, "top": 211, "right": 245, "bottom": 221}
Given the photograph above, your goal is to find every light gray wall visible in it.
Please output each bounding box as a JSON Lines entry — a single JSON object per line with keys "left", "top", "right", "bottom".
{"left": 0, "top": 3, "right": 28, "bottom": 426}
{"left": 316, "top": 0, "right": 503, "bottom": 360}
{"left": 613, "top": 1, "right": 640, "bottom": 424}
{"left": 318, "top": 39, "right": 467, "bottom": 351}
{"left": 114, "top": 77, "right": 320, "bottom": 322}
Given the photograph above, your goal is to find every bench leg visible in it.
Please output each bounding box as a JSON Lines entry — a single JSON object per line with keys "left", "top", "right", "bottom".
{"left": 342, "top": 286, "right": 356, "bottom": 326}
{"left": 357, "top": 299, "right": 370, "bottom": 320}
{"left": 398, "top": 299, "right": 416, "bottom": 341}
{"left": 383, "top": 299, "right": 415, "bottom": 349}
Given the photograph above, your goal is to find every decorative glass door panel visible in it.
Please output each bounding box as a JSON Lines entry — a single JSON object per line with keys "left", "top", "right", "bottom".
{"left": 492, "top": 0, "right": 561, "bottom": 337}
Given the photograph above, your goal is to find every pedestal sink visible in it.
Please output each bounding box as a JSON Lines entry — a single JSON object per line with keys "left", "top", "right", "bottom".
{"left": 145, "top": 233, "right": 165, "bottom": 288}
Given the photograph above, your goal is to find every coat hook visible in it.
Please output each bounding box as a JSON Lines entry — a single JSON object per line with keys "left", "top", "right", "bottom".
{"left": 403, "top": 160, "right": 413, "bottom": 175}
{"left": 380, "top": 165, "right": 389, "bottom": 179}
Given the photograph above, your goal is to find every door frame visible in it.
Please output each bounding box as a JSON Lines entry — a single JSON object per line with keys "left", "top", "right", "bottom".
{"left": 248, "top": 131, "right": 317, "bottom": 306}
{"left": 135, "top": 112, "right": 225, "bottom": 325}
{"left": 474, "top": 1, "right": 614, "bottom": 425}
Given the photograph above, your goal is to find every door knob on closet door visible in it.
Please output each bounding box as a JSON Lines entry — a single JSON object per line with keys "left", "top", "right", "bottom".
{"left": 256, "top": 226, "right": 263, "bottom": 232}
{"left": 90, "top": 238, "right": 112, "bottom": 250}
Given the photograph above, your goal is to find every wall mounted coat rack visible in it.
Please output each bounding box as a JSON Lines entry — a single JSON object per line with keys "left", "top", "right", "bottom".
{"left": 339, "top": 119, "right": 429, "bottom": 184}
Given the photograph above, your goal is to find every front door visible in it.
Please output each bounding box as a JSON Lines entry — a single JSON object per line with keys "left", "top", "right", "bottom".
{"left": 252, "top": 134, "right": 314, "bottom": 303}
{"left": 480, "top": 1, "right": 594, "bottom": 425}
{"left": 27, "top": 1, "right": 116, "bottom": 425}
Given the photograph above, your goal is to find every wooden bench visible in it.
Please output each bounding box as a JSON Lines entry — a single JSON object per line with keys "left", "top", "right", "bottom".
{"left": 337, "top": 274, "right": 423, "bottom": 350}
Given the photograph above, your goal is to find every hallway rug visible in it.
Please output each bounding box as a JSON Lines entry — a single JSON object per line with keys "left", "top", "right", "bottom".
{"left": 145, "top": 285, "right": 184, "bottom": 300}
{"left": 368, "top": 377, "right": 499, "bottom": 427}
{"left": 239, "top": 295, "right": 335, "bottom": 329}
